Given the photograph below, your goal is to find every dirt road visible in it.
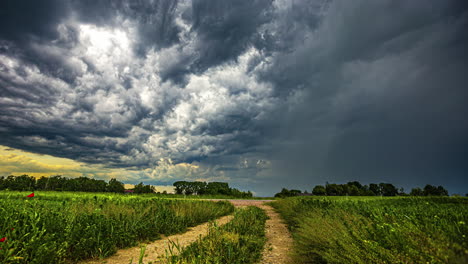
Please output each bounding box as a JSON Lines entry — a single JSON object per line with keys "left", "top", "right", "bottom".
{"left": 81, "top": 199, "right": 294, "bottom": 264}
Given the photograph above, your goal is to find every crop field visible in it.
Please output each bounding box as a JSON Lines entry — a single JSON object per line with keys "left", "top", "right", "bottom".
{"left": 0, "top": 191, "right": 234, "bottom": 263}
{"left": 272, "top": 196, "right": 468, "bottom": 263}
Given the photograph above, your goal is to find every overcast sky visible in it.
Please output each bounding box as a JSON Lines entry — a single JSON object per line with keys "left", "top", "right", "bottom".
{"left": 0, "top": 0, "right": 467, "bottom": 196}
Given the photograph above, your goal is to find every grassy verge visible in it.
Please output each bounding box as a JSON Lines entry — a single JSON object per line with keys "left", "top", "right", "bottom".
{"left": 271, "top": 196, "right": 468, "bottom": 263}
{"left": 0, "top": 191, "right": 234, "bottom": 263}
{"left": 167, "top": 206, "right": 268, "bottom": 264}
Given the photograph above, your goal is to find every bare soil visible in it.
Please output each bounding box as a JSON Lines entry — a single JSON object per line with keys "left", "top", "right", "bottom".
{"left": 257, "top": 203, "right": 294, "bottom": 264}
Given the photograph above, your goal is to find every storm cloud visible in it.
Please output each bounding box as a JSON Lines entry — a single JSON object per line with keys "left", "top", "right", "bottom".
{"left": 0, "top": 0, "right": 467, "bottom": 195}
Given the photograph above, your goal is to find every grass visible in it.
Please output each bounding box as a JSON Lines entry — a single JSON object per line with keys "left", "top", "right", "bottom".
{"left": 167, "top": 206, "right": 268, "bottom": 264}
{"left": 271, "top": 196, "right": 468, "bottom": 264}
{"left": 0, "top": 191, "right": 234, "bottom": 263}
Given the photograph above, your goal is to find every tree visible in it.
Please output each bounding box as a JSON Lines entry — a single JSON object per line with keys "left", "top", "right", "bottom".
{"left": 410, "top": 187, "right": 423, "bottom": 196}
{"left": 326, "top": 184, "right": 344, "bottom": 196}
{"left": 312, "top": 185, "right": 326, "bottom": 195}
{"left": 107, "top": 178, "right": 125, "bottom": 193}
{"left": 348, "top": 185, "right": 361, "bottom": 196}
{"left": 6, "top": 175, "right": 36, "bottom": 191}
{"left": 379, "top": 183, "right": 398, "bottom": 196}
{"left": 274, "top": 188, "right": 301, "bottom": 198}
{"left": 206, "top": 182, "right": 230, "bottom": 195}
{"left": 369, "top": 183, "right": 382, "bottom": 196}
{"left": 423, "top": 184, "right": 448, "bottom": 196}
{"left": 133, "top": 182, "right": 155, "bottom": 194}
{"left": 0, "top": 176, "right": 5, "bottom": 190}
{"left": 173, "top": 181, "right": 187, "bottom": 194}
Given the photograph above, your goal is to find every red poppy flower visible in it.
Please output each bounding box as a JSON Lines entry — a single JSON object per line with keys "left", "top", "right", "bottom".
{"left": 26, "top": 193, "right": 34, "bottom": 197}
{"left": 0, "top": 237, "right": 6, "bottom": 242}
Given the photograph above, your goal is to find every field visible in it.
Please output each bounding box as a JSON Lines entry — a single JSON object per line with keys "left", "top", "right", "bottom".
{"left": 2, "top": 191, "right": 467, "bottom": 264}
{"left": 0, "top": 191, "right": 234, "bottom": 263}
{"left": 271, "top": 196, "right": 468, "bottom": 263}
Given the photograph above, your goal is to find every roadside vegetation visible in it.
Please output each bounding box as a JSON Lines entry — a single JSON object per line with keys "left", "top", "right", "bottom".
{"left": 0, "top": 191, "right": 234, "bottom": 263}
{"left": 272, "top": 196, "right": 468, "bottom": 263}
{"left": 167, "top": 206, "right": 268, "bottom": 264}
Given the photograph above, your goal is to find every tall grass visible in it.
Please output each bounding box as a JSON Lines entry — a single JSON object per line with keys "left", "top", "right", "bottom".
{"left": 272, "top": 196, "right": 468, "bottom": 263}
{"left": 167, "top": 206, "right": 268, "bottom": 264}
{"left": 0, "top": 191, "right": 234, "bottom": 263}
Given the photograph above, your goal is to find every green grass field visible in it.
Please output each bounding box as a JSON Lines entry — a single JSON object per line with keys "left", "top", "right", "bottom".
{"left": 0, "top": 191, "right": 234, "bottom": 263}
{"left": 271, "top": 196, "right": 468, "bottom": 263}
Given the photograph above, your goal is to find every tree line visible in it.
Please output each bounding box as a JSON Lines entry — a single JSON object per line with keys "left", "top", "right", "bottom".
{"left": 275, "top": 181, "right": 450, "bottom": 198}
{"left": 0, "top": 175, "right": 155, "bottom": 193}
{"left": 173, "top": 181, "right": 253, "bottom": 198}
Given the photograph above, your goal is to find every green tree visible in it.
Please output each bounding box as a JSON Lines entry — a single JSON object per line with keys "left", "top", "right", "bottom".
{"left": 133, "top": 182, "right": 155, "bottom": 194}
{"left": 312, "top": 185, "right": 326, "bottom": 195}
{"left": 423, "top": 185, "right": 448, "bottom": 196}
{"left": 107, "top": 178, "right": 125, "bottom": 193}
{"left": 410, "top": 187, "right": 423, "bottom": 196}
{"left": 369, "top": 183, "right": 382, "bottom": 196}
{"left": 7, "top": 175, "right": 36, "bottom": 191}
{"left": 274, "top": 188, "right": 301, "bottom": 198}
{"left": 379, "top": 183, "right": 398, "bottom": 196}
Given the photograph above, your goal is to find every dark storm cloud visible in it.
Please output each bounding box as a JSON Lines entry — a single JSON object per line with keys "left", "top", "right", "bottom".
{"left": 256, "top": 0, "right": 468, "bottom": 195}
{"left": 0, "top": 0, "right": 467, "bottom": 195}
{"left": 189, "top": 0, "right": 273, "bottom": 72}
{"left": 0, "top": 0, "right": 69, "bottom": 41}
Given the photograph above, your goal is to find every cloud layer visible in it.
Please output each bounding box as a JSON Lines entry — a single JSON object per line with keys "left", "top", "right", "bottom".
{"left": 1, "top": 0, "right": 467, "bottom": 195}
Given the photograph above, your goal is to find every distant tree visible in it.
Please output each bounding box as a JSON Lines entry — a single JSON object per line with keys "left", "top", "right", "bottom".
{"left": 347, "top": 181, "right": 363, "bottom": 190}
{"left": 398, "top": 188, "right": 406, "bottom": 196}
{"left": 0, "top": 176, "right": 5, "bottom": 190}
{"left": 274, "top": 188, "right": 301, "bottom": 198}
{"left": 369, "top": 183, "right": 381, "bottom": 196}
{"left": 379, "top": 183, "right": 398, "bottom": 196}
{"left": 312, "top": 185, "right": 326, "bottom": 196}
{"left": 173, "top": 181, "right": 250, "bottom": 197}
{"left": 107, "top": 178, "right": 125, "bottom": 193}
{"left": 326, "top": 184, "right": 344, "bottom": 196}
{"left": 206, "top": 182, "right": 231, "bottom": 195}
{"left": 7, "top": 175, "right": 36, "bottom": 191}
{"left": 348, "top": 185, "right": 361, "bottom": 196}
{"left": 436, "top": 186, "right": 448, "bottom": 196}
{"left": 133, "top": 182, "right": 155, "bottom": 194}
{"left": 423, "top": 184, "right": 448, "bottom": 196}
{"left": 361, "top": 185, "right": 376, "bottom": 196}
{"left": 173, "top": 181, "right": 187, "bottom": 194}
{"left": 410, "top": 187, "right": 424, "bottom": 196}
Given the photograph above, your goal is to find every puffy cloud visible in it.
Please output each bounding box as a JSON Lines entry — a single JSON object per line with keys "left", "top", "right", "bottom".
{"left": 0, "top": 0, "right": 467, "bottom": 195}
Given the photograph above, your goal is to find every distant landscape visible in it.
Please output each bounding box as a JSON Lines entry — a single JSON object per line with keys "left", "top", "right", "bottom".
{"left": 1, "top": 0, "right": 467, "bottom": 263}
{"left": 1, "top": 175, "right": 467, "bottom": 263}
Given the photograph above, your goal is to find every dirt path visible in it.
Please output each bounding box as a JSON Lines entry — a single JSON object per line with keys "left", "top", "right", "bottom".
{"left": 257, "top": 204, "right": 294, "bottom": 264}
{"left": 81, "top": 199, "right": 294, "bottom": 264}
{"left": 81, "top": 214, "right": 233, "bottom": 264}
{"left": 215, "top": 200, "right": 294, "bottom": 263}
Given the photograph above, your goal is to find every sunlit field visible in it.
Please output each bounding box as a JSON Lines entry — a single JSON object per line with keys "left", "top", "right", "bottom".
{"left": 0, "top": 191, "right": 234, "bottom": 263}
{"left": 272, "top": 196, "right": 468, "bottom": 263}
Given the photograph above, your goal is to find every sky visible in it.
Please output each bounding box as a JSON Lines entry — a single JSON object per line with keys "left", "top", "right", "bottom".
{"left": 0, "top": 0, "right": 467, "bottom": 196}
